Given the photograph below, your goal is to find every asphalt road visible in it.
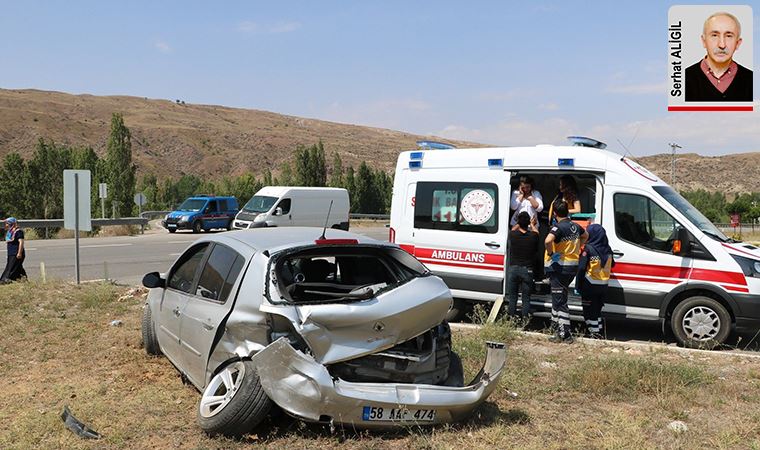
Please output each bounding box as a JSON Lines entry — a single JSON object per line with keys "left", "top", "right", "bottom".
{"left": 15, "top": 223, "right": 759, "bottom": 352}
{"left": 20, "top": 225, "right": 390, "bottom": 286}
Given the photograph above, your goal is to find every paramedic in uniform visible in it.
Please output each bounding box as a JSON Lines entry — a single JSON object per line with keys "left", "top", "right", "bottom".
{"left": 685, "top": 11, "right": 753, "bottom": 102}
{"left": 575, "top": 224, "right": 614, "bottom": 338}
{"left": 545, "top": 201, "right": 588, "bottom": 343}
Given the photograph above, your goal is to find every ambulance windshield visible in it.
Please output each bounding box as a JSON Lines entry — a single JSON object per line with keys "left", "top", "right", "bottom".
{"left": 653, "top": 186, "right": 729, "bottom": 242}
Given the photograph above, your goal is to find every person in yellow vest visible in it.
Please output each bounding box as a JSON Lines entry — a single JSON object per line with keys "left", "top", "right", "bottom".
{"left": 575, "top": 224, "right": 614, "bottom": 339}
{"left": 545, "top": 201, "right": 588, "bottom": 343}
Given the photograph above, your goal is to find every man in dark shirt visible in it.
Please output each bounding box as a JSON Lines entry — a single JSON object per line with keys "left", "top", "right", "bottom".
{"left": 506, "top": 212, "right": 539, "bottom": 321}
{"left": 685, "top": 12, "right": 752, "bottom": 102}
{"left": 545, "top": 202, "right": 588, "bottom": 343}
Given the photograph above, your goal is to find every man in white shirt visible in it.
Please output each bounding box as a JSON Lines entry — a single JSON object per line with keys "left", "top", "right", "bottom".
{"left": 510, "top": 175, "right": 543, "bottom": 229}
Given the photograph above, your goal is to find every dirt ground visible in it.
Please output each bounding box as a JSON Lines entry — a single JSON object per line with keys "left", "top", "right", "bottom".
{"left": 1, "top": 281, "right": 759, "bottom": 449}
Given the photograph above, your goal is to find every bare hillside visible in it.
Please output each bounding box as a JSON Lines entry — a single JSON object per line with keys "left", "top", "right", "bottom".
{"left": 0, "top": 88, "right": 478, "bottom": 178}
{"left": 1, "top": 88, "right": 757, "bottom": 192}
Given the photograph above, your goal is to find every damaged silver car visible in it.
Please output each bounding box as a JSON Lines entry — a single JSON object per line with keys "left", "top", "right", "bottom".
{"left": 141, "top": 227, "right": 506, "bottom": 437}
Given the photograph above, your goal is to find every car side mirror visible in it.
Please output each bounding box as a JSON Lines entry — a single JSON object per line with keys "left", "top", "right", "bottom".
{"left": 275, "top": 207, "right": 283, "bottom": 216}
{"left": 142, "top": 272, "right": 165, "bottom": 289}
{"left": 672, "top": 227, "right": 690, "bottom": 255}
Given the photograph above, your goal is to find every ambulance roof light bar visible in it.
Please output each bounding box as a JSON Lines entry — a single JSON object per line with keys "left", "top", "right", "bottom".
{"left": 416, "top": 140, "right": 456, "bottom": 150}
{"left": 567, "top": 136, "right": 607, "bottom": 149}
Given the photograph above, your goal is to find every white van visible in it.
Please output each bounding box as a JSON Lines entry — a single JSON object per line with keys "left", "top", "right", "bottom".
{"left": 233, "top": 186, "right": 350, "bottom": 230}
{"left": 389, "top": 138, "right": 760, "bottom": 348}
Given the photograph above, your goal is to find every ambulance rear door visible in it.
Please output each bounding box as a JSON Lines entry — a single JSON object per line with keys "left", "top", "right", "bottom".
{"left": 402, "top": 170, "right": 510, "bottom": 301}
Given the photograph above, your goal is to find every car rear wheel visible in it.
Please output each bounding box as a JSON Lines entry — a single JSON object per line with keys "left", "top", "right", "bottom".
{"left": 442, "top": 351, "right": 464, "bottom": 386}
{"left": 197, "top": 360, "right": 273, "bottom": 437}
{"left": 671, "top": 296, "right": 731, "bottom": 349}
{"left": 141, "top": 305, "right": 162, "bottom": 356}
{"left": 226, "top": 219, "right": 233, "bottom": 231}
{"left": 192, "top": 220, "right": 203, "bottom": 233}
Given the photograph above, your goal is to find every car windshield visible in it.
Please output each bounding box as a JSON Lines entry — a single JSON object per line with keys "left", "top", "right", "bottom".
{"left": 653, "top": 186, "right": 730, "bottom": 242}
{"left": 177, "top": 199, "right": 207, "bottom": 212}
{"left": 243, "top": 195, "right": 278, "bottom": 213}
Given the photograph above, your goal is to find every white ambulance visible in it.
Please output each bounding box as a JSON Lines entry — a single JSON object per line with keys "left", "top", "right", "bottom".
{"left": 389, "top": 137, "right": 760, "bottom": 348}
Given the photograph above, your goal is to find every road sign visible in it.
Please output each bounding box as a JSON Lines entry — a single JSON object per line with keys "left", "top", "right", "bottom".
{"left": 134, "top": 192, "right": 147, "bottom": 206}
{"left": 64, "top": 169, "right": 91, "bottom": 285}
{"left": 64, "top": 170, "right": 92, "bottom": 232}
{"left": 98, "top": 183, "right": 108, "bottom": 199}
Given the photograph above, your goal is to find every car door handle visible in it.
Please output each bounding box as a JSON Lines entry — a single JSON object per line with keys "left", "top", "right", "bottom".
{"left": 173, "top": 308, "right": 181, "bottom": 317}
{"left": 485, "top": 241, "right": 501, "bottom": 249}
{"left": 202, "top": 323, "right": 214, "bottom": 331}
{"left": 612, "top": 250, "right": 624, "bottom": 258}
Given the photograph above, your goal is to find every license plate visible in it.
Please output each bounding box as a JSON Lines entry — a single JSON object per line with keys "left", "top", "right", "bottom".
{"left": 167, "top": 224, "right": 176, "bottom": 228}
{"left": 362, "top": 406, "right": 436, "bottom": 422}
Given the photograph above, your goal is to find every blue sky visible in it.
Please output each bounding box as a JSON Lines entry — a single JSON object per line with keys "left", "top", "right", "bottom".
{"left": 1, "top": 1, "right": 758, "bottom": 156}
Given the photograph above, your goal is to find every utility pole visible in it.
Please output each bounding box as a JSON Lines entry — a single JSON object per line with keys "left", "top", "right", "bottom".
{"left": 668, "top": 142, "right": 681, "bottom": 186}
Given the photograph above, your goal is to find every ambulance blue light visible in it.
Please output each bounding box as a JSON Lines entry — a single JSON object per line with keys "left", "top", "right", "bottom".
{"left": 409, "top": 161, "right": 422, "bottom": 169}
{"left": 488, "top": 158, "right": 503, "bottom": 168}
{"left": 409, "top": 151, "right": 424, "bottom": 160}
{"left": 416, "top": 140, "right": 456, "bottom": 150}
{"left": 558, "top": 158, "right": 574, "bottom": 167}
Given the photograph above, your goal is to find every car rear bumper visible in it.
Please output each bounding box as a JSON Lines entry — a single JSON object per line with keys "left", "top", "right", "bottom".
{"left": 251, "top": 338, "right": 507, "bottom": 428}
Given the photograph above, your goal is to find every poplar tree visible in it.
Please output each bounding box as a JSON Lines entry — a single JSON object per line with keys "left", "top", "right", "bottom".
{"left": 104, "top": 113, "right": 136, "bottom": 216}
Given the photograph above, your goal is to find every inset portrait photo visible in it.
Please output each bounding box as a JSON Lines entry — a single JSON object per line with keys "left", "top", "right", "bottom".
{"left": 668, "top": 5, "right": 753, "bottom": 111}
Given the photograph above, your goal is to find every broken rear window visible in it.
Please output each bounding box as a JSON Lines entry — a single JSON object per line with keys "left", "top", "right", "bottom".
{"left": 268, "top": 246, "right": 429, "bottom": 304}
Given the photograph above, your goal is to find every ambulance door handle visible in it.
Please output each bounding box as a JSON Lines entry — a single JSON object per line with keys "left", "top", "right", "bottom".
{"left": 612, "top": 250, "right": 624, "bottom": 258}
{"left": 485, "top": 241, "right": 501, "bottom": 249}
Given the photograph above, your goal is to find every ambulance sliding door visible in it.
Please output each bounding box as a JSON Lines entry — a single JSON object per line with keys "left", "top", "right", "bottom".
{"left": 409, "top": 171, "right": 510, "bottom": 301}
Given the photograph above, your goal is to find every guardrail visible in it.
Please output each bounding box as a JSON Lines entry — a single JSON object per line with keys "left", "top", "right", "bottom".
{"left": 350, "top": 214, "right": 390, "bottom": 220}
{"left": 18, "top": 218, "right": 149, "bottom": 228}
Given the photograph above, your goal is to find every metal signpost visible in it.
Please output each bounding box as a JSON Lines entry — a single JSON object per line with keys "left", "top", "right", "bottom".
{"left": 134, "top": 192, "right": 147, "bottom": 234}
{"left": 64, "top": 170, "right": 92, "bottom": 284}
{"left": 98, "top": 183, "right": 108, "bottom": 218}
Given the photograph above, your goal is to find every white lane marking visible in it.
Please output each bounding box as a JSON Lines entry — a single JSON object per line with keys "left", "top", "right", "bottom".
{"left": 26, "top": 247, "right": 37, "bottom": 251}
{"left": 80, "top": 243, "right": 133, "bottom": 249}
{"left": 170, "top": 240, "right": 196, "bottom": 243}
{"left": 169, "top": 253, "right": 183, "bottom": 256}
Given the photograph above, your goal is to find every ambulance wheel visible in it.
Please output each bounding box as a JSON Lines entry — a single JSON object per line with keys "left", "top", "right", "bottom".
{"left": 446, "top": 299, "right": 470, "bottom": 322}
{"left": 671, "top": 296, "right": 731, "bottom": 349}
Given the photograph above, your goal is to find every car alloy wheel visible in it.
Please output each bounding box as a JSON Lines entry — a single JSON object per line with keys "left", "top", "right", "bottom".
{"left": 199, "top": 361, "right": 245, "bottom": 418}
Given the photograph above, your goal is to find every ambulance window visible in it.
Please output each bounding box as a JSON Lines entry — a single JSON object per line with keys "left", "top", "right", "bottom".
{"left": 614, "top": 193, "right": 681, "bottom": 252}
{"left": 414, "top": 182, "right": 498, "bottom": 233}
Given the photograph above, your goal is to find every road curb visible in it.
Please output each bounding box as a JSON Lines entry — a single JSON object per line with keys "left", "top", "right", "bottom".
{"left": 449, "top": 322, "right": 760, "bottom": 359}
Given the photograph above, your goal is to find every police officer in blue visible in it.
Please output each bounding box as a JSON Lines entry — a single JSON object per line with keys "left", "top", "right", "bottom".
{"left": 1, "top": 217, "right": 26, "bottom": 283}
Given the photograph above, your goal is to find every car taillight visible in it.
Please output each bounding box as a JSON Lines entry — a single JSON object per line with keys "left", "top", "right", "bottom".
{"left": 389, "top": 227, "right": 395, "bottom": 243}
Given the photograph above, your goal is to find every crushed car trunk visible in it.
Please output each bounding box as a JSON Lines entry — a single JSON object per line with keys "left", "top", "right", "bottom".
{"left": 251, "top": 338, "right": 507, "bottom": 427}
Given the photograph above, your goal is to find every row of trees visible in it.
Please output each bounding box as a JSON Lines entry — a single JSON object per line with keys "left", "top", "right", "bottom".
{"left": 0, "top": 114, "right": 393, "bottom": 219}
{"left": 681, "top": 190, "right": 760, "bottom": 223}
{"left": 0, "top": 114, "right": 136, "bottom": 219}
{"left": 136, "top": 141, "right": 392, "bottom": 214}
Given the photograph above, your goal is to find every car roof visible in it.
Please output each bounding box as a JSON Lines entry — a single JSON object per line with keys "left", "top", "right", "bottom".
{"left": 194, "top": 227, "right": 385, "bottom": 254}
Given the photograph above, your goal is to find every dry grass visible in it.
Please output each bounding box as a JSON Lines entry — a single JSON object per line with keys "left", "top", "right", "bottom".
{"left": 1, "top": 281, "right": 759, "bottom": 449}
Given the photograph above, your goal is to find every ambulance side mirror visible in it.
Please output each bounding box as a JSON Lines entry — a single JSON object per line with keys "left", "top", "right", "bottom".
{"left": 672, "top": 227, "right": 690, "bottom": 255}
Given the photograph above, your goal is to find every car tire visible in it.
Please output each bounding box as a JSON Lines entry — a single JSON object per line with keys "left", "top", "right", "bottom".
{"left": 445, "top": 299, "right": 470, "bottom": 322}
{"left": 167, "top": 228, "right": 176, "bottom": 233}
{"left": 192, "top": 220, "right": 203, "bottom": 233}
{"left": 226, "top": 219, "right": 233, "bottom": 231}
{"left": 442, "top": 351, "right": 464, "bottom": 387}
{"left": 671, "top": 296, "right": 731, "bottom": 349}
{"left": 141, "top": 304, "right": 162, "bottom": 356}
{"left": 197, "top": 360, "right": 273, "bottom": 438}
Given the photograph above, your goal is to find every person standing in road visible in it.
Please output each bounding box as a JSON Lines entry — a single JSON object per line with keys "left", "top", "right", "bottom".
{"left": 1, "top": 217, "right": 26, "bottom": 283}
{"left": 506, "top": 212, "right": 539, "bottom": 323}
{"left": 545, "top": 202, "right": 588, "bottom": 343}
{"left": 575, "top": 224, "right": 614, "bottom": 338}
